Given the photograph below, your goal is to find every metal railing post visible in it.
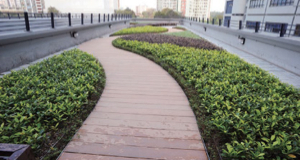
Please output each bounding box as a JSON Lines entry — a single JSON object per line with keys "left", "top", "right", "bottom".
{"left": 239, "top": 20, "right": 242, "bottom": 30}
{"left": 18, "top": 13, "right": 20, "bottom": 19}
{"left": 255, "top": 22, "right": 259, "bottom": 33}
{"left": 81, "top": 13, "right": 84, "bottom": 25}
{"left": 104, "top": 14, "right": 106, "bottom": 22}
{"left": 280, "top": 24, "right": 286, "bottom": 37}
{"left": 91, "top": 13, "right": 93, "bottom": 24}
{"left": 7, "top": 13, "right": 10, "bottom": 19}
{"left": 99, "top": 14, "right": 101, "bottom": 23}
{"left": 207, "top": 18, "right": 209, "bottom": 24}
{"left": 108, "top": 14, "right": 110, "bottom": 22}
{"left": 24, "top": 12, "right": 30, "bottom": 31}
{"left": 212, "top": 19, "right": 215, "bottom": 25}
{"left": 68, "top": 13, "right": 71, "bottom": 26}
{"left": 202, "top": 18, "right": 204, "bottom": 23}
{"left": 219, "top": 19, "right": 221, "bottom": 26}
{"left": 51, "top": 12, "right": 55, "bottom": 28}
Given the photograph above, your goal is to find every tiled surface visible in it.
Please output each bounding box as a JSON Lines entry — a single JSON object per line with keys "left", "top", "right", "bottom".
{"left": 186, "top": 26, "right": 300, "bottom": 89}
{"left": 58, "top": 37, "right": 207, "bottom": 160}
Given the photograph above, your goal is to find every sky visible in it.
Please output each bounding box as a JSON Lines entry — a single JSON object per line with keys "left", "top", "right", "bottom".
{"left": 120, "top": 0, "right": 226, "bottom": 12}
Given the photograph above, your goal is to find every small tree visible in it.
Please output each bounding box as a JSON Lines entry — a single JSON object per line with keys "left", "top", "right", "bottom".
{"left": 114, "top": 7, "right": 136, "bottom": 18}
{"left": 48, "top": 6, "right": 60, "bottom": 13}
{"left": 154, "top": 8, "right": 181, "bottom": 18}
{"left": 142, "top": 8, "right": 155, "bottom": 18}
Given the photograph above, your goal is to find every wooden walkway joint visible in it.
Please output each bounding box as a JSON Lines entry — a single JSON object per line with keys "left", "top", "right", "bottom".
{"left": 58, "top": 34, "right": 207, "bottom": 159}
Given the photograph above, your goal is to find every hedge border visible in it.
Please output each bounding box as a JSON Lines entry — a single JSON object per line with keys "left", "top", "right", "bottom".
{"left": 42, "top": 59, "right": 106, "bottom": 159}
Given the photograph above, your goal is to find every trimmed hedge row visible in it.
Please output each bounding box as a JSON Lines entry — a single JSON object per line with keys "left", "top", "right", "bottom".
{"left": 163, "top": 31, "right": 202, "bottom": 39}
{"left": 121, "top": 34, "right": 221, "bottom": 50}
{"left": 111, "top": 26, "right": 168, "bottom": 36}
{"left": 0, "top": 49, "right": 105, "bottom": 158}
{"left": 113, "top": 38, "right": 300, "bottom": 160}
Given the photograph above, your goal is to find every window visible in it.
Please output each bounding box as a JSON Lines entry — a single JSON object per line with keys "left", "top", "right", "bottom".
{"left": 225, "top": 1, "right": 233, "bottom": 14}
{"left": 224, "top": 16, "right": 231, "bottom": 26}
{"left": 265, "top": 22, "right": 288, "bottom": 33}
{"left": 246, "top": 21, "right": 261, "bottom": 29}
{"left": 270, "top": 0, "right": 294, "bottom": 6}
{"left": 249, "top": 0, "right": 265, "bottom": 8}
{"left": 294, "top": 25, "right": 300, "bottom": 36}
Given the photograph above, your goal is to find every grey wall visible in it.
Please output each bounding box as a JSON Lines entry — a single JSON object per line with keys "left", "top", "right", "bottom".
{"left": 0, "top": 20, "right": 130, "bottom": 73}
{"left": 182, "top": 20, "right": 300, "bottom": 75}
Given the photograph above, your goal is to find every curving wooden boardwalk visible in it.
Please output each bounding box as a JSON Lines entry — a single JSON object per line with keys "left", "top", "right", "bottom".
{"left": 58, "top": 35, "right": 207, "bottom": 159}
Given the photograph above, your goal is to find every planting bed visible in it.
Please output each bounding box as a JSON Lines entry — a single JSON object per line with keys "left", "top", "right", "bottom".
{"left": 113, "top": 37, "right": 300, "bottom": 159}
{"left": 121, "top": 33, "right": 221, "bottom": 50}
{"left": 111, "top": 26, "right": 168, "bottom": 36}
{"left": 0, "top": 49, "right": 105, "bottom": 159}
{"left": 163, "top": 30, "right": 202, "bottom": 39}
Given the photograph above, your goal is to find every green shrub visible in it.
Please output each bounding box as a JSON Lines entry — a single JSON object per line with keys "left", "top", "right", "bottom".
{"left": 0, "top": 49, "right": 105, "bottom": 154}
{"left": 111, "top": 26, "right": 168, "bottom": 36}
{"left": 173, "top": 26, "right": 187, "bottom": 31}
{"left": 113, "top": 38, "right": 300, "bottom": 160}
{"left": 163, "top": 31, "right": 201, "bottom": 39}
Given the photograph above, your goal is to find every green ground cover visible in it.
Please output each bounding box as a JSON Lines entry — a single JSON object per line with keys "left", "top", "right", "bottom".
{"left": 0, "top": 49, "right": 105, "bottom": 159}
{"left": 113, "top": 38, "right": 300, "bottom": 160}
{"left": 111, "top": 26, "right": 168, "bottom": 36}
{"left": 163, "top": 30, "right": 201, "bottom": 39}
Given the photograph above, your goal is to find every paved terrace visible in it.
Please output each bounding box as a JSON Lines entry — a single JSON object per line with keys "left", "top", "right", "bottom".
{"left": 58, "top": 29, "right": 208, "bottom": 160}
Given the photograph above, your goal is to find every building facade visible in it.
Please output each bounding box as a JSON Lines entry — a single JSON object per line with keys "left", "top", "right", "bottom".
{"left": 43, "top": 0, "right": 119, "bottom": 14}
{"left": 157, "top": 0, "right": 178, "bottom": 11}
{"left": 185, "top": 0, "right": 211, "bottom": 19}
{"left": 0, "top": 0, "right": 46, "bottom": 13}
{"left": 0, "top": 0, "right": 23, "bottom": 11}
{"left": 223, "top": 0, "right": 300, "bottom": 36}
{"left": 0, "top": 0, "right": 119, "bottom": 13}
{"left": 157, "top": 0, "right": 211, "bottom": 19}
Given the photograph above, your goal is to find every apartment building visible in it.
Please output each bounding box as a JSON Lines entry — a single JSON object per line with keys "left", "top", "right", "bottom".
{"left": 0, "top": 0, "right": 22, "bottom": 11}
{"left": 223, "top": 0, "right": 300, "bottom": 36}
{"left": 157, "top": 0, "right": 178, "bottom": 11}
{"left": 43, "top": 0, "right": 119, "bottom": 14}
{"left": 185, "top": 0, "right": 211, "bottom": 19}
{"left": 22, "top": 0, "right": 45, "bottom": 13}
{"left": 157, "top": 0, "right": 211, "bottom": 19}
{"left": 0, "top": 0, "right": 45, "bottom": 12}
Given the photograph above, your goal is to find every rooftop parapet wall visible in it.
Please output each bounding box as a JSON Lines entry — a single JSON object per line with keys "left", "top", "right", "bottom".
{"left": 182, "top": 20, "right": 300, "bottom": 75}
{"left": 0, "top": 20, "right": 130, "bottom": 73}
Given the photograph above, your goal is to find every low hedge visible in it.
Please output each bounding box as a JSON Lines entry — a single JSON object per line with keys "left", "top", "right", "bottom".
{"left": 0, "top": 49, "right": 105, "bottom": 159}
{"left": 111, "top": 26, "right": 168, "bottom": 36}
{"left": 113, "top": 38, "right": 300, "bottom": 160}
{"left": 163, "top": 31, "right": 202, "bottom": 39}
{"left": 173, "top": 26, "right": 187, "bottom": 31}
{"left": 121, "top": 34, "right": 220, "bottom": 50}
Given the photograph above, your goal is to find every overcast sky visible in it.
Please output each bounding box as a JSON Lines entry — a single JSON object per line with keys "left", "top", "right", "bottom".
{"left": 120, "top": 0, "right": 225, "bottom": 12}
